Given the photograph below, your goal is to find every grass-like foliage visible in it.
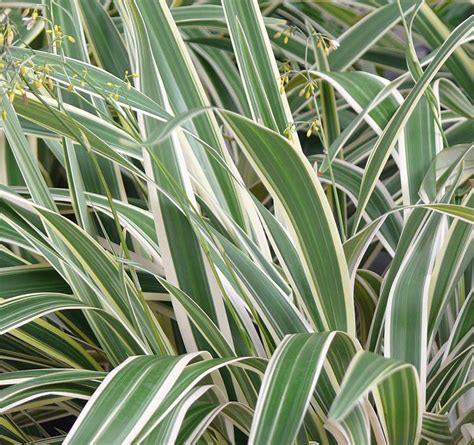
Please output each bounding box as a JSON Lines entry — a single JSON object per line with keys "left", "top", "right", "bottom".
{"left": 0, "top": 0, "right": 472, "bottom": 443}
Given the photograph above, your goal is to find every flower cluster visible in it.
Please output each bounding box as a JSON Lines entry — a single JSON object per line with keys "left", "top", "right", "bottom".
{"left": 283, "top": 123, "right": 296, "bottom": 139}
{"left": 3, "top": 60, "right": 58, "bottom": 103}
{"left": 312, "top": 31, "right": 339, "bottom": 55}
{"left": 0, "top": 8, "right": 85, "bottom": 119}
{"left": 46, "top": 24, "right": 75, "bottom": 49}
{"left": 274, "top": 26, "right": 298, "bottom": 45}
{"left": 0, "top": 17, "right": 16, "bottom": 47}
{"left": 278, "top": 61, "right": 292, "bottom": 94}
{"left": 104, "top": 71, "right": 138, "bottom": 102}
{"left": 299, "top": 80, "right": 317, "bottom": 100}
{"left": 124, "top": 70, "right": 139, "bottom": 91}
{"left": 306, "top": 118, "right": 320, "bottom": 138}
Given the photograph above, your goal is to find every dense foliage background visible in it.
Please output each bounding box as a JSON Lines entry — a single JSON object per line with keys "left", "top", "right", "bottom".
{"left": 0, "top": 0, "right": 472, "bottom": 443}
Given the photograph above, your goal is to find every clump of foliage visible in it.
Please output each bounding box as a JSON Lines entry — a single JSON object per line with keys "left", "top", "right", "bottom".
{"left": 0, "top": 0, "right": 472, "bottom": 443}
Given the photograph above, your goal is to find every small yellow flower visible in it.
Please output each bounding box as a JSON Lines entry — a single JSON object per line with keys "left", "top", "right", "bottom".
{"left": 279, "top": 74, "right": 289, "bottom": 95}
{"left": 6, "top": 28, "right": 14, "bottom": 46}
{"left": 283, "top": 123, "right": 295, "bottom": 140}
{"left": 313, "top": 32, "right": 339, "bottom": 55}
{"left": 306, "top": 119, "right": 320, "bottom": 138}
{"left": 2, "top": 110, "right": 7, "bottom": 121}
{"left": 300, "top": 83, "right": 315, "bottom": 100}
{"left": 274, "top": 26, "right": 296, "bottom": 45}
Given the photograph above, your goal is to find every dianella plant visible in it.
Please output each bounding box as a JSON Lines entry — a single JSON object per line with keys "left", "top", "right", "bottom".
{"left": 0, "top": 0, "right": 472, "bottom": 443}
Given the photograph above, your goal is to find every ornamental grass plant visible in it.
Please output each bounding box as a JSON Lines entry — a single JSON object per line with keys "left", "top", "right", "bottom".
{"left": 0, "top": 0, "right": 472, "bottom": 443}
